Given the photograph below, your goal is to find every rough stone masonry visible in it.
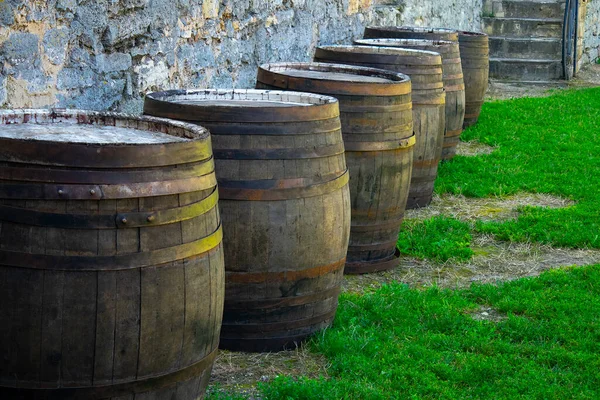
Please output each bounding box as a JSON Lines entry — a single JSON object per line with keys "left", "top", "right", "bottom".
{"left": 0, "top": 0, "right": 595, "bottom": 112}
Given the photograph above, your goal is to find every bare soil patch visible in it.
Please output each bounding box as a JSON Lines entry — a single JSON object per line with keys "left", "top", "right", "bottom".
{"left": 406, "top": 192, "right": 575, "bottom": 223}
{"left": 456, "top": 140, "right": 496, "bottom": 157}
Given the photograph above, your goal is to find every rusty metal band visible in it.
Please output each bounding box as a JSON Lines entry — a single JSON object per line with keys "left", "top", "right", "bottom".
{"left": 257, "top": 71, "right": 412, "bottom": 97}
{"left": 348, "top": 239, "right": 398, "bottom": 252}
{"left": 0, "top": 138, "right": 212, "bottom": 169}
{"left": 200, "top": 117, "right": 342, "bottom": 135}
{"left": 344, "top": 135, "right": 416, "bottom": 152}
{"left": 0, "top": 188, "right": 219, "bottom": 229}
{"left": 0, "top": 158, "right": 214, "bottom": 184}
{"left": 444, "top": 83, "right": 466, "bottom": 92}
{"left": 445, "top": 129, "right": 463, "bottom": 138}
{"left": 350, "top": 205, "right": 405, "bottom": 217}
{"left": 218, "top": 169, "right": 349, "bottom": 201}
{"left": 350, "top": 216, "right": 404, "bottom": 232}
{"left": 344, "top": 255, "right": 400, "bottom": 275}
{"left": 220, "top": 308, "right": 337, "bottom": 334}
{"left": 144, "top": 96, "right": 340, "bottom": 123}
{"left": 443, "top": 142, "right": 459, "bottom": 149}
{"left": 224, "top": 286, "right": 342, "bottom": 310}
{"left": 413, "top": 159, "right": 441, "bottom": 168}
{"left": 213, "top": 142, "right": 345, "bottom": 160}
{"left": 225, "top": 257, "right": 345, "bottom": 284}
{"left": 0, "top": 225, "right": 223, "bottom": 271}
{"left": 362, "top": 65, "right": 442, "bottom": 76}
{"left": 464, "top": 111, "right": 482, "bottom": 119}
{"left": 0, "top": 349, "right": 218, "bottom": 399}
{"left": 0, "top": 174, "right": 217, "bottom": 200}
{"left": 465, "top": 100, "right": 485, "bottom": 107}
{"left": 339, "top": 102, "right": 412, "bottom": 113}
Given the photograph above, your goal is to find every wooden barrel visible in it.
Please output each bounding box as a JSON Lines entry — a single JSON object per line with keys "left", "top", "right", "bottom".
{"left": 364, "top": 26, "right": 458, "bottom": 42}
{"left": 458, "top": 31, "right": 489, "bottom": 127}
{"left": 0, "top": 110, "right": 223, "bottom": 399}
{"left": 314, "top": 45, "right": 445, "bottom": 209}
{"left": 144, "top": 89, "right": 351, "bottom": 352}
{"left": 356, "top": 38, "right": 465, "bottom": 160}
{"left": 256, "top": 62, "right": 414, "bottom": 274}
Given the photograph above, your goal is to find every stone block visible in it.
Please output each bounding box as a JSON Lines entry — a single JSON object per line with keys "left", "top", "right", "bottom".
{"left": 43, "top": 28, "right": 69, "bottom": 65}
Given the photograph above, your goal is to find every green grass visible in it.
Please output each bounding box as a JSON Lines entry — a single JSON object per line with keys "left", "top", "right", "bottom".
{"left": 396, "top": 216, "right": 473, "bottom": 262}
{"left": 435, "top": 87, "right": 600, "bottom": 249}
{"left": 257, "top": 265, "right": 600, "bottom": 399}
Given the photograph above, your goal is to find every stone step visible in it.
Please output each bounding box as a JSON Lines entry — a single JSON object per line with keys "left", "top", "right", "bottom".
{"left": 483, "top": 1, "right": 564, "bottom": 19}
{"left": 489, "top": 58, "right": 563, "bottom": 81}
{"left": 482, "top": 17, "right": 563, "bottom": 38}
{"left": 489, "top": 37, "right": 562, "bottom": 59}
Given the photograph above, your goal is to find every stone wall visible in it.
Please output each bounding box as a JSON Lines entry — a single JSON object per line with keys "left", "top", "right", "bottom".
{"left": 581, "top": 0, "right": 600, "bottom": 65}
{"left": 0, "top": 0, "right": 483, "bottom": 112}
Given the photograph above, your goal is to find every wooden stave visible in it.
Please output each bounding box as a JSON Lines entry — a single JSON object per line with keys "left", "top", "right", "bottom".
{"left": 256, "top": 62, "right": 415, "bottom": 274}
{"left": 144, "top": 89, "right": 351, "bottom": 352}
{"left": 355, "top": 38, "right": 465, "bottom": 160}
{"left": 458, "top": 31, "right": 490, "bottom": 127}
{"left": 0, "top": 111, "right": 223, "bottom": 399}
{"left": 314, "top": 46, "right": 445, "bottom": 209}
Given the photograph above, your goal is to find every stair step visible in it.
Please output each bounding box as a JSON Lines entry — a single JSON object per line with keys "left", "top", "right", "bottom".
{"left": 489, "top": 58, "right": 563, "bottom": 80}
{"left": 483, "top": 1, "right": 564, "bottom": 19}
{"left": 482, "top": 17, "right": 563, "bottom": 38}
{"left": 490, "top": 37, "right": 562, "bottom": 59}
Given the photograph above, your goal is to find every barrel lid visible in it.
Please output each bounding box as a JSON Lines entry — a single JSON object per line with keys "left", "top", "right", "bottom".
{"left": 356, "top": 38, "right": 455, "bottom": 49}
{"left": 144, "top": 89, "right": 340, "bottom": 123}
{"left": 0, "top": 109, "right": 212, "bottom": 168}
{"left": 258, "top": 62, "right": 411, "bottom": 96}
{"left": 364, "top": 26, "right": 458, "bottom": 42}
{"left": 315, "top": 45, "right": 442, "bottom": 66}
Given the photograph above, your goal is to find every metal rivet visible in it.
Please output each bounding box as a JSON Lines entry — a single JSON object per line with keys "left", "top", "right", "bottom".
{"left": 58, "top": 189, "right": 64, "bottom": 195}
{"left": 89, "top": 189, "right": 96, "bottom": 195}
{"left": 121, "top": 218, "right": 127, "bottom": 224}
{"left": 147, "top": 215, "right": 155, "bottom": 222}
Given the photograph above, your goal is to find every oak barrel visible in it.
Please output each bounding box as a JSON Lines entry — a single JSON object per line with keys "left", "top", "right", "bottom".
{"left": 364, "top": 26, "right": 459, "bottom": 42}
{"left": 144, "top": 89, "right": 351, "bottom": 352}
{"left": 356, "top": 38, "right": 465, "bottom": 160}
{"left": 0, "top": 110, "right": 223, "bottom": 399}
{"left": 314, "top": 45, "right": 445, "bottom": 209}
{"left": 256, "top": 63, "right": 414, "bottom": 274}
{"left": 458, "top": 31, "right": 489, "bottom": 127}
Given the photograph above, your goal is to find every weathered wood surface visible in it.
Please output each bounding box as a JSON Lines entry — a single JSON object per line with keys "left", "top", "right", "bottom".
{"left": 458, "top": 31, "right": 489, "bottom": 127}
{"left": 357, "top": 36, "right": 465, "bottom": 160}
{"left": 144, "top": 89, "right": 351, "bottom": 352}
{"left": 314, "top": 46, "right": 445, "bottom": 209}
{"left": 256, "top": 62, "right": 414, "bottom": 274}
{"left": 0, "top": 110, "right": 223, "bottom": 400}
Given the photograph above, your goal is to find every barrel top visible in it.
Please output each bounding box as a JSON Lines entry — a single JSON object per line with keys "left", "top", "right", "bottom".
{"left": 458, "top": 31, "right": 488, "bottom": 37}
{"left": 258, "top": 62, "right": 411, "bottom": 96}
{"left": 364, "top": 26, "right": 459, "bottom": 42}
{"left": 0, "top": 109, "right": 209, "bottom": 144}
{"left": 356, "top": 38, "right": 455, "bottom": 49}
{"left": 0, "top": 123, "right": 192, "bottom": 144}
{"left": 316, "top": 45, "right": 441, "bottom": 60}
{"left": 144, "top": 89, "right": 341, "bottom": 123}
{"left": 0, "top": 109, "right": 213, "bottom": 168}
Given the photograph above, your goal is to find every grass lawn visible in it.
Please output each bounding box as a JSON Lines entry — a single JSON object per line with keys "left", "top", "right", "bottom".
{"left": 209, "top": 88, "right": 600, "bottom": 399}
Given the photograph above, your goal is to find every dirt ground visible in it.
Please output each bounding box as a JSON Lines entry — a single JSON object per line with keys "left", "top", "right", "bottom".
{"left": 207, "top": 63, "right": 600, "bottom": 398}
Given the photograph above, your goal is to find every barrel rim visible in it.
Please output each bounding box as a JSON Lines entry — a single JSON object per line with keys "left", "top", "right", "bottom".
{"left": 317, "top": 44, "right": 441, "bottom": 58}
{"left": 258, "top": 61, "right": 412, "bottom": 96}
{"left": 144, "top": 88, "right": 341, "bottom": 123}
{"left": 356, "top": 38, "right": 456, "bottom": 48}
{"left": 457, "top": 30, "right": 488, "bottom": 37}
{"left": 0, "top": 109, "right": 214, "bottom": 168}
{"left": 365, "top": 26, "right": 458, "bottom": 35}
{"left": 0, "top": 108, "right": 210, "bottom": 144}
